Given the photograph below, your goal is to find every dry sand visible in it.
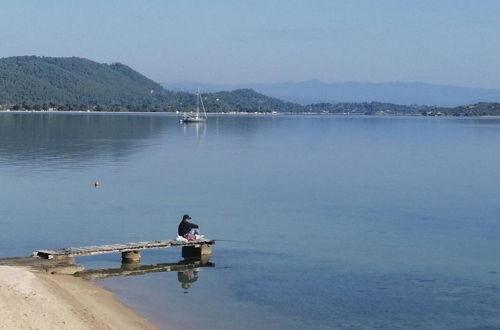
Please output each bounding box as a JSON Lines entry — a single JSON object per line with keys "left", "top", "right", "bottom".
{"left": 0, "top": 265, "right": 158, "bottom": 330}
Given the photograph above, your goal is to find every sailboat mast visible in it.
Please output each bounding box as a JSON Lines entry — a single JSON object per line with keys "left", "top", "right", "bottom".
{"left": 196, "top": 88, "right": 200, "bottom": 117}
{"left": 199, "top": 91, "right": 208, "bottom": 118}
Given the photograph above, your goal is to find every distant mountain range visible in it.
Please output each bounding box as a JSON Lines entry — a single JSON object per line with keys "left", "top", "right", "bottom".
{"left": 162, "top": 80, "right": 500, "bottom": 107}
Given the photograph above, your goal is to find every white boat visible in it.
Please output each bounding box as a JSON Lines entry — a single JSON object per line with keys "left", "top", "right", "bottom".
{"left": 181, "top": 89, "right": 207, "bottom": 123}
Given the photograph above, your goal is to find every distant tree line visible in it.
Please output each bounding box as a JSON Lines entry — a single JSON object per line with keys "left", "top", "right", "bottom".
{"left": 1, "top": 56, "right": 500, "bottom": 116}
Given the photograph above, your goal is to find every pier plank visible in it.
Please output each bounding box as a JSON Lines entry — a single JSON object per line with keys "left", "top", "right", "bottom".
{"left": 34, "top": 239, "right": 214, "bottom": 259}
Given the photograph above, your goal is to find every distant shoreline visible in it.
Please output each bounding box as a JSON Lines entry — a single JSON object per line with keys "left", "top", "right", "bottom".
{"left": 1, "top": 110, "right": 498, "bottom": 117}
{"left": 2, "top": 56, "right": 500, "bottom": 117}
{"left": 0, "top": 110, "right": 284, "bottom": 115}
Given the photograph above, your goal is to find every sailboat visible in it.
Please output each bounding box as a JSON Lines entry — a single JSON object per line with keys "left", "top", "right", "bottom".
{"left": 180, "top": 89, "right": 207, "bottom": 123}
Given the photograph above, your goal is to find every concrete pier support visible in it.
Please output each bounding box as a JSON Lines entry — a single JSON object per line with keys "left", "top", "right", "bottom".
{"left": 182, "top": 244, "right": 212, "bottom": 259}
{"left": 121, "top": 251, "right": 141, "bottom": 263}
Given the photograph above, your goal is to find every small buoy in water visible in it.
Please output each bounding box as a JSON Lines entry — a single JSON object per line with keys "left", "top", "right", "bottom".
{"left": 94, "top": 181, "right": 100, "bottom": 188}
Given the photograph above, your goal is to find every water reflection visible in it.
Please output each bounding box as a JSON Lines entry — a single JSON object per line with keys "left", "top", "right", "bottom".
{"left": 75, "top": 257, "right": 214, "bottom": 281}
{"left": 0, "top": 113, "right": 281, "bottom": 169}
{"left": 178, "top": 268, "right": 199, "bottom": 291}
{"left": 0, "top": 113, "right": 172, "bottom": 168}
{"left": 181, "top": 121, "right": 206, "bottom": 145}
{"left": 182, "top": 122, "right": 205, "bottom": 137}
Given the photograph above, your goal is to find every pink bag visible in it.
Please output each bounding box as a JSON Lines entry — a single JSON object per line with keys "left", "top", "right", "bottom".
{"left": 184, "top": 233, "right": 196, "bottom": 241}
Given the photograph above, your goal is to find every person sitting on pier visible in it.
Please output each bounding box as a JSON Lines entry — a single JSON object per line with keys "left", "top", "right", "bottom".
{"left": 178, "top": 214, "right": 201, "bottom": 241}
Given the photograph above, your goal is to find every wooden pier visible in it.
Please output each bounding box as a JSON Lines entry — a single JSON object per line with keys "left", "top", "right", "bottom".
{"left": 33, "top": 239, "right": 215, "bottom": 263}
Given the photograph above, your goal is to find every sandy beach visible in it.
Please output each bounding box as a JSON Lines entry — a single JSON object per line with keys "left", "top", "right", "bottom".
{"left": 0, "top": 265, "right": 158, "bottom": 330}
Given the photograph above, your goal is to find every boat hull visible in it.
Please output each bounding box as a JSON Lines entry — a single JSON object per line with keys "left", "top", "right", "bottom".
{"left": 181, "top": 117, "right": 206, "bottom": 123}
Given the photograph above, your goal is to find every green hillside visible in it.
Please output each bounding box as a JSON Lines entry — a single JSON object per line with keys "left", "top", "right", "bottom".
{"left": 0, "top": 56, "right": 170, "bottom": 106}
{"left": 438, "top": 102, "right": 500, "bottom": 116}
{"left": 200, "top": 89, "right": 303, "bottom": 112}
{"left": 308, "top": 102, "right": 428, "bottom": 115}
{"left": 0, "top": 56, "right": 300, "bottom": 112}
{"left": 2, "top": 56, "right": 499, "bottom": 116}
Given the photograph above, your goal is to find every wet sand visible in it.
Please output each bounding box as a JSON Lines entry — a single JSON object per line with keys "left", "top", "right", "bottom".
{"left": 0, "top": 265, "right": 158, "bottom": 330}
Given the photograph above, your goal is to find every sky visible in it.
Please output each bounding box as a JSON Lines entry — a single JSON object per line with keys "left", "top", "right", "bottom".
{"left": 1, "top": 0, "right": 500, "bottom": 88}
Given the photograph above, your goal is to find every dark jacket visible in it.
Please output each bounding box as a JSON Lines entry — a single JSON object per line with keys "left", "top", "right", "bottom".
{"left": 178, "top": 219, "right": 199, "bottom": 236}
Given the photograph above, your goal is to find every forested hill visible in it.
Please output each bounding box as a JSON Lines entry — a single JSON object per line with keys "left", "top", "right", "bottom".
{"left": 1, "top": 56, "right": 500, "bottom": 116}
{"left": 0, "top": 56, "right": 299, "bottom": 112}
{"left": 200, "top": 89, "right": 303, "bottom": 112}
{"left": 0, "top": 56, "right": 181, "bottom": 109}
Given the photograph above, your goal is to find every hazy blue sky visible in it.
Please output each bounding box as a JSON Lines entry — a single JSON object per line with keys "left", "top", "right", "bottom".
{"left": 1, "top": 0, "right": 500, "bottom": 88}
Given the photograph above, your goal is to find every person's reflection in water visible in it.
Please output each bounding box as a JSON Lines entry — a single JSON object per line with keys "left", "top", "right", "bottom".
{"left": 177, "top": 269, "right": 199, "bottom": 293}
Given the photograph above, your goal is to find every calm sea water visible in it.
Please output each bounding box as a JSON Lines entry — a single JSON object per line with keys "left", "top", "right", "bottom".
{"left": 1, "top": 113, "right": 500, "bottom": 329}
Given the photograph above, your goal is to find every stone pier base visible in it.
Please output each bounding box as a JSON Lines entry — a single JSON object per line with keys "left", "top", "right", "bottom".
{"left": 182, "top": 244, "right": 212, "bottom": 259}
